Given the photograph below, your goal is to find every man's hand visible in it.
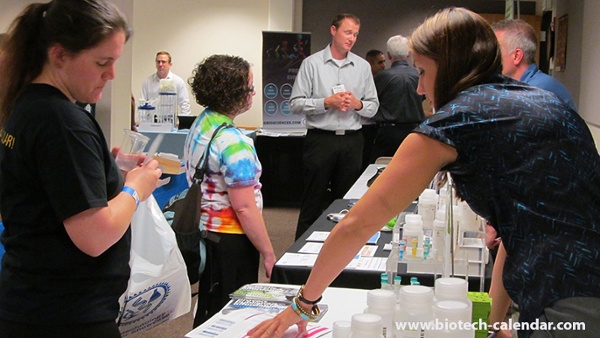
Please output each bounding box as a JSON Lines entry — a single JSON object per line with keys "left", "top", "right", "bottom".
{"left": 325, "top": 92, "right": 351, "bottom": 111}
{"left": 344, "top": 91, "right": 362, "bottom": 110}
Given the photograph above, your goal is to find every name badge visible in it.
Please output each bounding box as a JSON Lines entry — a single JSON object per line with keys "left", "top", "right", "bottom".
{"left": 332, "top": 84, "right": 346, "bottom": 94}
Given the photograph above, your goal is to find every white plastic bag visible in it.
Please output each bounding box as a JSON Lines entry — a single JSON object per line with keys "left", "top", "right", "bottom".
{"left": 117, "top": 195, "right": 192, "bottom": 337}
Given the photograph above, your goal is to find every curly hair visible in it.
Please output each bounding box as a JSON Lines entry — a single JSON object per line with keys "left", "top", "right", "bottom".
{"left": 188, "top": 54, "right": 251, "bottom": 115}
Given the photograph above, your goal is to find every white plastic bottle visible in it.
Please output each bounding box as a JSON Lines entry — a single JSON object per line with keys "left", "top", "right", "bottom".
{"left": 418, "top": 189, "right": 437, "bottom": 237}
{"left": 350, "top": 313, "right": 384, "bottom": 338}
{"left": 363, "top": 289, "right": 396, "bottom": 338}
{"left": 427, "top": 300, "right": 474, "bottom": 338}
{"left": 403, "top": 217, "right": 424, "bottom": 260}
{"left": 393, "top": 285, "right": 434, "bottom": 338}
{"left": 434, "top": 277, "right": 472, "bottom": 317}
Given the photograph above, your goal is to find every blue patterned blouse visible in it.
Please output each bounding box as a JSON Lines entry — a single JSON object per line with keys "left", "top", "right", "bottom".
{"left": 414, "top": 75, "right": 600, "bottom": 328}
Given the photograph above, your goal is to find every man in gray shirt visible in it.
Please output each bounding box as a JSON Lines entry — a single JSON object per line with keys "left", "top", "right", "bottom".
{"left": 290, "top": 13, "right": 379, "bottom": 239}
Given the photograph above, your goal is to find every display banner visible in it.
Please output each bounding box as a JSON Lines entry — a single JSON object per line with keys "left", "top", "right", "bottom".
{"left": 261, "top": 31, "right": 310, "bottom": 132}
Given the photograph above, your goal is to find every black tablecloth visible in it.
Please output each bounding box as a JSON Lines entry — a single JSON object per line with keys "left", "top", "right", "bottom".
{"left": 255, "top": 135, "right": 304, "bottom": 207}
{"left": 271, "top": 199, "right": 492, "bottom": 291}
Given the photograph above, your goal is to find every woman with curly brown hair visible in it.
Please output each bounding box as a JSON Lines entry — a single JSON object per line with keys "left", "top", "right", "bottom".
{"left": 183, "top": 54, "right": 276, "bottom": 327}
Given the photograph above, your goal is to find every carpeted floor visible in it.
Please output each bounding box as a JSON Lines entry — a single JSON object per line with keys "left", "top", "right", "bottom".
{"left": 129, "top": 206, "right": 299, "bottom": 338}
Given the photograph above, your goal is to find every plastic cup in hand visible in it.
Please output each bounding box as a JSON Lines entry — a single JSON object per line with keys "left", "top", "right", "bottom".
{"left": 116, "top": 130, "right": 149, "bottom": 171}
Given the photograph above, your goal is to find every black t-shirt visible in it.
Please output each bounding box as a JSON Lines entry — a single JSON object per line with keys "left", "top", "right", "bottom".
{"left": 0, "top": 84, "right": 128, "bottom": 324}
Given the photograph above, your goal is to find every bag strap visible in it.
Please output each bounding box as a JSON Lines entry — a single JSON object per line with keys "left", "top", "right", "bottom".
{"left": 192, "top": 122, "right": 234, "bottom": 184}
{"left": 190, "top": 122, "right": 233, "bottom": 279}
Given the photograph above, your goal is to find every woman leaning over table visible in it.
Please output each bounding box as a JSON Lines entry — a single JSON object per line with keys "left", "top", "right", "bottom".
{"left": 249, "top": 7, "right": 600, "bottom": 338}
{"left": 0, "top": 0, "right": 161, "bottom": 337}
{"left": 184, "top": 54, "right": 276, "bottom": 327}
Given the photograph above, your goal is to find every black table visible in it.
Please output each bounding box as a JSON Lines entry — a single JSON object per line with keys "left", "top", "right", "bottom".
{"left": 271, "top": 199, "right": 492, "bottom": 291}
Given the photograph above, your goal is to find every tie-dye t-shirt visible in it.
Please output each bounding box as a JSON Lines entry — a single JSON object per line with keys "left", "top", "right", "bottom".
{"left": 183, "top": 109, "right": 262, "bottom": 234}
{"left": 413, "top": 75, "right": 600, "bottom": 327}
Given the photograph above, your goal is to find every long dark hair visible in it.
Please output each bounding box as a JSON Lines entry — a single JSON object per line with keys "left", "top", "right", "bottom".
{"left": 0, "top": 0, "right": 131, "bottom": 127}
{"left": 410, "top": 7, "right": 502, "bottom": 110}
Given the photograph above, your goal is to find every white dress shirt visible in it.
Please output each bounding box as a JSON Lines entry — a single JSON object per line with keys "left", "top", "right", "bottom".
{"left": 140, "top": 71, "right": 191, "bottom": 115}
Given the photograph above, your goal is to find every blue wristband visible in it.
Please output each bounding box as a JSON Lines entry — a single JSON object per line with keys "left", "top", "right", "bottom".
{"left": 122, "top": 186, "right": 140, "bottom": 209}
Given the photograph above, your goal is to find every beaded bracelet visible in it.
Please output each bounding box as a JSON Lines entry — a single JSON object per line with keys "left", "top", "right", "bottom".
{"left": 291, "top": 296, "right": 321, "bottom": 322}
{"left": 297, "top": 285, "right": 322, "bottom": 305}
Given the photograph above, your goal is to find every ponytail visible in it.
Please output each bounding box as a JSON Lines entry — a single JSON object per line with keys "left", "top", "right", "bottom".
{"left": 0, "top": 2, "right": 50, "bottom": 127}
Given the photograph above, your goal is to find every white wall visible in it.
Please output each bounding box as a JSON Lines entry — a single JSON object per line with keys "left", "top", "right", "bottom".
{"left": 0, "top": 0, "right": 33, "bottom": 31}
{"left": 100, "top": 0, "right": 134, "bottom": 148}
{"left": 131, "top": 0, "right": 295, "bottom": 128}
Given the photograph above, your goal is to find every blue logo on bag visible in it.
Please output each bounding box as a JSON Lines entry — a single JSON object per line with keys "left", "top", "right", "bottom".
{"left": 120, "top": 282, "right": 170, "bottom": 325}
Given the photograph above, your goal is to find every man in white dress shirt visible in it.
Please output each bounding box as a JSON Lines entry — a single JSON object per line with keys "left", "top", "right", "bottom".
{"left": 140, "top": 51, "right": 191, "bottom": 115}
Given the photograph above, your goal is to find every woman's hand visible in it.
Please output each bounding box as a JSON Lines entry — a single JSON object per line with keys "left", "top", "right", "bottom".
{"left": 247, "top": 306, "right": 307, "bottom": 337}
{"left": 111, "top": 146, "right": 151, "bottom": 177}
{"left": 111, "top": 146, "right": 120, "bottom": 159}
{"left": 263, "top": 254, "right": 277, "bottom": 281}
{"left": 123, "top": 159, "right": 162, "bottom": 201}
{"left": 485, "top": 222, "right": 501, "bottom": 250}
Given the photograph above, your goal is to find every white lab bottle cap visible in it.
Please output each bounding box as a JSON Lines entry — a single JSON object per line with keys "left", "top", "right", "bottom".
{"left": 399, "top": 285, "right": 434, "bottom": 304}
{"left": 366, "top": 289, "right": 396, "bottom": 309}
{"left": 420, "top": 188, "right": 437, "bottom": 197}
{"left": 435, "top": 277, "right": 468, "bottom": 301}
{"left": 332, "top": 320, "right": 352, "bottom": 338}
{"left": 405, "top": 214, "right": 422, "bottom": 223}
{"left": 433, "top": 300, "right": 471, "bottom": 322}
{"left": 350, "top": 313, "right": 383, "bottom": 336}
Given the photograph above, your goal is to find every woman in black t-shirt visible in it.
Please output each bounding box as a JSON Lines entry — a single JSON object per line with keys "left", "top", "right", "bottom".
{"left": 0, "top": 1, "right": 162, "bottom": 337}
